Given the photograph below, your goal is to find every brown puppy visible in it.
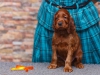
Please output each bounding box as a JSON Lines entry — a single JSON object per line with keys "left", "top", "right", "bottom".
{"left": 48, "top": 9, "right": 84, "bottom": 72}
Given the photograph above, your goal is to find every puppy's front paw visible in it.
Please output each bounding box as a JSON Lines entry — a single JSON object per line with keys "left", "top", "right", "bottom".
{"left": 48, "top": 64, "right": 57, "bottom": 69}
{"left": 63, "top": 66, "right": 73, "bottom": 72}
{"left": 75, "top": 63, "right": 84, "bottom": 69}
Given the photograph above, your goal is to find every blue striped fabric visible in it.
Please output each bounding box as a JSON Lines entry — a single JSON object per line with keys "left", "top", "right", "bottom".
{"left": 32, "top": 23, "right": 53, "bottom": 62}
{"left": 77, "top": 23, "right": 100, "bottom": 64}
{"left": 36, "top": 0, "right": 99, "bottom": 31}
{"left": 32, "top": 0, "right": 100, "bottom": 64}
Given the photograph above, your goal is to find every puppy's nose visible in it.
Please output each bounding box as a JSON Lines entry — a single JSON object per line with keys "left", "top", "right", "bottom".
{"left": 58, "top": 22, "right": 62, "bottom": 26}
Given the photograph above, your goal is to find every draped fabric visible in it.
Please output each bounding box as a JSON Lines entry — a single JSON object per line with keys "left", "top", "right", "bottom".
{"left": 32, "top": 0, "right": 100, "bottom": 64}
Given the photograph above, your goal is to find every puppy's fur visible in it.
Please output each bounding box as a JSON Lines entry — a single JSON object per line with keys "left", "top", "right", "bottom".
{"left": 48, "top": 9, "right": 84, "bottom": 72}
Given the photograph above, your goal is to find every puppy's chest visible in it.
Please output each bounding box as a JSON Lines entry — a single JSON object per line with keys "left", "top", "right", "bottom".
{"left": 53, "top": 35, "right": 76, "bottom": 51}
{"left": 54, "top": 38, "right": 69, "bottom": 50}
{"left": 55, "top": 40, "right": 68, "bottom": 59}
{"left": 57, "top": 41, "right": 68, "bottom": 48}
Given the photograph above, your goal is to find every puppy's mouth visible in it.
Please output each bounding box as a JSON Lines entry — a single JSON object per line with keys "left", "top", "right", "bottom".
{"left": 56, "top": 27, "right": 66, "bottom": 30}
{"left": 54, "top": 27, "right": 68, "bottom": 35}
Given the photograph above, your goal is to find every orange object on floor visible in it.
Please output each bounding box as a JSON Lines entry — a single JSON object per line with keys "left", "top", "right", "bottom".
{"left": 11, "top": 65, "right": 34, "bottom": 72}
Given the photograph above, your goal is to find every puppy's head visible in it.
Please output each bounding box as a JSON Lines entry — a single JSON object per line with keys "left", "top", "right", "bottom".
{"left": 53, "top": 9, "right": 75, "bottom": 33}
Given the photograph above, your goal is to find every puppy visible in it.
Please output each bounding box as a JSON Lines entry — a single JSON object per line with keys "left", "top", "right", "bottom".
{"left": 48, "top": 9, "right": 84, "bottom": 72}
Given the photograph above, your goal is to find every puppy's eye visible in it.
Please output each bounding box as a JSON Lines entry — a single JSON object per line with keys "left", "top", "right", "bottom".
{"left": 55, "top": 17, "right": 58, "bottom": 20}
{"left": 64, "top": 16, "right": 67, "bottom": 19}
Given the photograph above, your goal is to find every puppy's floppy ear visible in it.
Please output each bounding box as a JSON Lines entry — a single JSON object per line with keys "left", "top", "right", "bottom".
{"left": 67, "top": 16, "right": 76, "bottom": 33}
{"left": 52, "top": 14, "right": 56, "bottom": 30}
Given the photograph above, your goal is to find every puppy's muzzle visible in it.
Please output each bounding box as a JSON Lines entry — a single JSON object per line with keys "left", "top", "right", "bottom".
{"left": 58, "top": 22, "right": 63, "bottom": 26}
